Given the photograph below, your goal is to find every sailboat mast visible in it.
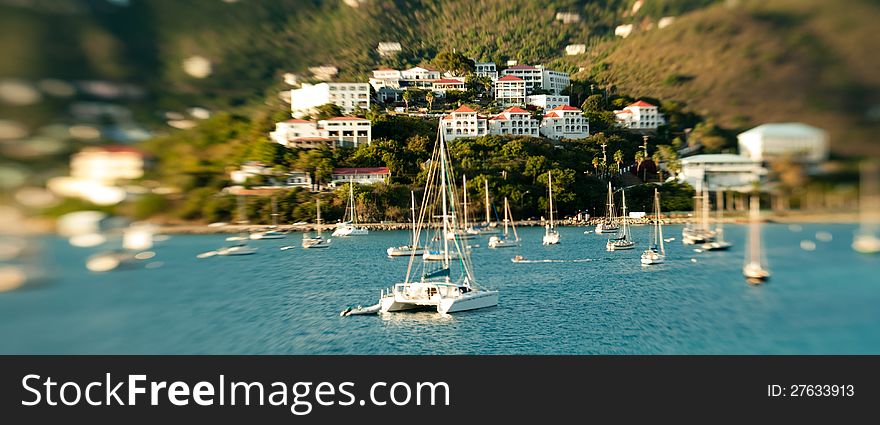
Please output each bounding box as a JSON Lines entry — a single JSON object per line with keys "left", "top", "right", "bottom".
{"left": 716, "top": 189, "right": 724, "bottom": 241}
{"left": 621, "top": 190, "right": 629, "bottom": 240}
{"left": 607, "top": 182, "right": 615, "bottom": 223}
{"left": 462, "top": 175, "right": 468, "bottom": 229}
{"left": 548, "top": 171, "right": 554, "bottom": 230}
{"left": 656, "top": 190, "right": 665, "bottom": 254}
{"left": 439, "top": 133, "right": 451, "bottom": 270}
{"left": 316, "top": 199, "right": 322, "bottom": 237}
{"left": 410, "top": 191, "right": 417, "bottom": 247}
{"left": 485, "top": 179, "right": 491, "bottom": 224}
{"left": 503, "top": 197, "right": 509, "bottom": 237}
{"left": 349, "top": 183, "right": 356, "bottom": 225}
{"left": 702, "top": 186, "right": 710, "bottom": 233}
{"left": 748, "top": 194, "right": 760, "bottom": 265}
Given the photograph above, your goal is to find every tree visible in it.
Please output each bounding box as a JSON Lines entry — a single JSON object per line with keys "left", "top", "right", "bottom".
{"left": 592, "top": 156, "right": 601, "bottom": 174}
{"left": 314, "top": 103, "right": 343, "bottom": 120}
{"left": 652, "top": 150, "right": 664, "bottom": 180}
{"left": 634, "top": 150, "right": 645, "bottom": 178}
{"left": 402, "top": 90, "right": 411, "bottom": 112}
{"left": 432, "top": 50, "right": 475, "bottom": 76}
{"left": 425, "top": 91, "right": 435, "bottom": 111}
{"left": 613, "top": 150, "right": 624, "bottom": 172}
{"left": 581, "top": 94, "right": 605, "bottom": 112}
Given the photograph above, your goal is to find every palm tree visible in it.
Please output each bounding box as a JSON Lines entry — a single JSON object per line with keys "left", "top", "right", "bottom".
{"left": 634, "top": 150, "right": 646, "bottom": 181}
{"left": 425, "top": 91, "right": 435, "bottom": 112}
{"left": 652, "top": 151, "right": 663, "bottom": 181}
{"left": 402, "top": 90, "right": 411, "bottom": 112}
{"left": 613, "top": 150, "right": 624, "bottom": 173}
{"left": 592, "top": 157, "right": 600, "bottom": 174}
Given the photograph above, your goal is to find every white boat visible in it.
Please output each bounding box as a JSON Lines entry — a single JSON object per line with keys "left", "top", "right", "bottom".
{"left": 853, "top": 160, "right": 880, "bottom": 254}
{"left": 683, "top": 178, "right": 716, "bottom": 245}
{"left": 641, "top": 189, "right": 666, "bottom": 265}
{"left": 217, "top": 244, "right": 258, "bottom": 256}
{"left": 489, "top": 197, "right": 520, "bottom": 248}
{"left": 303, "top": 199, "right": 332, "bottom": 249}
{"left": 250, "top": 197, "right": 287, "bottom": 240}
{"left": 332, "top": 183, "right": 369, "bottom": 236}
{"left": 377, "top": 125, "right": 498, "bottom": 314}
{"left": 595, "top": 182, "right": 620, "bottom": 234}
{"left": 701, "top": 189, "right": 733, "bottom": 251}
{"left": 743, "top": 194, "right": 770, "bottom": 284}
{"left": 542, "top": 171, "right": 561, "bottom": 245}
{"left": 340, "top": 303, "right": 381, "bottom": 316}
{"left": 387, "top": 191, "right": 425, "bottom": 257}
{"left": 607, "top": 189, "right": 635, "bottom": 251}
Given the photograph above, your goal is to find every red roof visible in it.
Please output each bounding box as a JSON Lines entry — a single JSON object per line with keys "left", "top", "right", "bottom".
{"left": 543, "top": 112, "right": 559, "bottom": 118}
{"left": 442, "top": 115, "right": 453, "bottom": 120}
{"left": 434, "top": 78, "right": 465, "bottom": 84}
{"left": 628, "top": 100, "right": 655, "bottom": 108}
{"left": 333, "top": 167, "right": 390, "bottom": 175}
{"left": 324, "top": 116, "right": 369, "bottom": 121}
{"left": 489, "top": 114, "right": 507, "bottom": 121}
{"left": 504, "top": 107, "right": 529, "bottom": 114}
{"left": 285, "top": 119, "right": 311, "bottom": 123}
{"left": 452, "top": 105, "right": 477, "bottom": 113}
{"left": 550, "top": 105, "right": 581, "bottom": 111}
{"left": 616, "top": 109, "right": 633, "bottom": 115}
{"left": 497, "top": 75, "right": 524, "bottom": 82}
{"left": 506, "top": 65, "right": 537, "bottom": 70}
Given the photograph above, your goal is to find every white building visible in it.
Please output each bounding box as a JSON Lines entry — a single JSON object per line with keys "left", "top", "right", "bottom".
{"left": 440, "top": 105, "right": 488, "bottom": 141}
{"left": 679, "top": 154, "right": 768, "bottom": 191}
{"left": 47, "top": 145, "right": 146, "bottom": 205}
{"left": 565, "top": 44, "right": 586, "bottom": 55}
{"left": 270, "top": 117, "right": 371, "bottom": 149}
{"left": 614, "top": 100, "right": 666, "bottom": 130}
{"left": 432, "top": 78, "right": 467, "bottom": 96}
{"left": 290, "top": 83, "right": 370, "bottom": 117}
{"left": 331, "top": 167, "right": 391, "bottom": 186}
{"left": 474, "top": 62, "right": 498, "bottom": 79}
{"left": 377, "top": 42, "right": 402, "bottom": 57}
{"left": 615, "top": 24, "right": 634, "bottom": 38}
{"left": 309, "top": 66, "right": 338, "bottom": 81}
{"left": 540, "top": 67, "right": 570, "bottom": 95}
{"left": 488, "top": 107, "right": 540, "bottom": 137}
{"left": 501, "top": 65, "right": 543, "bottom": 92}
{"left": 540, "top": 105, "right": 589, "bottom": 140}
{"left": 401, "top": 66, "right": 441, "bottom": 81}
{"left": 285, "top": 170, "right": 315, "bottom": 189}
{"left": 737, "top": 123, "right": 829, "bottom": 164}
{"left": 495, "top": 75, "right": 527, "bottom": 107}
{"left": 231, "top": 161, "right": 272, "bottom": 184}
{"left": 527, "top": 94, "right": 570, "bottom": 111}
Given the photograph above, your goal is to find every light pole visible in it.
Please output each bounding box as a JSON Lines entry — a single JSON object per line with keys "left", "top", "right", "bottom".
{"left": 641, "top": 135, "right": 649, "bottom": 181}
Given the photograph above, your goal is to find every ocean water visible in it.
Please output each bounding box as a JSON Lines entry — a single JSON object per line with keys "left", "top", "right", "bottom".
{"left": 1, "top": 223, "right": 878, "bottom": 354}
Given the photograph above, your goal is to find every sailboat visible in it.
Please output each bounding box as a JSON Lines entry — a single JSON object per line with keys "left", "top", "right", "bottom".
{"left": 378, "top": 125, "right": 499, "bottom": 314}
{"left": 595, "top": 182, "right": 620, "bottom": 233}
{"left": 446, "top": 175, "right": 480, "bottom": 240}
{"left": 479, "top": 179, "right": 500, "bottom": 235}
{"left": 250, "top": 196, "right": 287, "bottom": 240}
{"left": 488, "top": 197, "right": 520, "bottom": 248}
{"left": 743, "top": 194, "right": 770, "bottom": 284}
{"left": 303, "top": 198, "right": 332, "bottom": 248}
{"left": 641, "top": 189, "right": 666, "bottom": 265}
{"left": 683, "top": 179, "right": 716, "bottom": 245}
{"left": 332, "top": 183, "right": 369, "bottom": 236}
{"left": 226, "top": 195, "right": 250, "bottom": 241}
{"left": 542, "top": 171, "right": 561, "bottom": 245}
{"left": 606, "top": 189, "right": 635, "bottom": 251}
{"left": 702, "top": 190, "right": 732, "bottom": 251}
{"left": 853, "top": 160, "right": 880, "bottom": 254}
{"left": 387, "top": 191, "right": 425, "bottom": 257}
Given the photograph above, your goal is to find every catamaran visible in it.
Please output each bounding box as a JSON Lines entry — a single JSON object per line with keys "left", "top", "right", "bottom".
{"left": 542, "top": 171, "right": 561, "bottom": 245}
{"left": 683, "top": 179, "right": 716, "bottom": 245}
{"left": 595, "top": 182, "right": 620, "bottom": 233}
{"left": 853, "top": 160, "right": 880, "bottom": 254}
{"left": 377, "top": 126, "right": 498, "bottom": 314}
{"left": 606, "top": 189, "right": 635, "bottom": 251}
{"left": 488, "top": 197, "right": 521, "bottom": 248}
{"left": 387, "top": 191, "right": 425, "bottom": 257}
{"left": 641, "top": 188, "right": 666, "bottom": 265}
{"left": 250, "top": 196, "right": 287, "bottom": 240}
{"left": 478, "top": 179, "right": 500, "bottom": 235}
{"left": 303, "top": 198, "right": 332, "bottom": 249}
{"left": 743, "top": 194, "right": 770, "bottom": 284}
{"left": 332, "top": 183, "right": 369, "bottom": 236}
{"left": 701, "top": 190, "right": 732, "bottom": 251}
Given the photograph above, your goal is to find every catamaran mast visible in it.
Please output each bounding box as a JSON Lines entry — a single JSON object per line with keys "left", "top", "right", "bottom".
{"left": 439, "top": 132, "right": 451, "bottom": 272}
{"left": 410, "top": 191, "right": 417, "bottom": 247}
{"left": 485, "top": 179, "right": 491, "bottom": 225}
{"left": 462, "top": 175, "right": 469, "bottom": 230}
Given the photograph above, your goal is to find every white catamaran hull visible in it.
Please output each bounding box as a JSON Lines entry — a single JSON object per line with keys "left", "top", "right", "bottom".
{"left": 640, "top": 251, "right": 664, "bottom": 265}
{"left": 380, "top": 290, "right": 499, "bottom": 314}
{"left": 488, "top": 236, "right": 519, "bottom": 248}
{"left": 386, "top": 246, "right": 425, "bottom": 257}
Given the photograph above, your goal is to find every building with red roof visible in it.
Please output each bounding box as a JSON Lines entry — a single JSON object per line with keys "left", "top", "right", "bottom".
{"left": 540, "top": 105, "right": 589, "bottom": 140}
{"left": 495, "top": 75, "right": 527, "bottom": 107}
{"left": 440, "top": 105, "right": 488, "bottom": 141}
{"left": 331, "top": 167, "right": 391, "bottom": 186}
{"left": 613, "top": 100, "right": 666, "bottom": 131}
{"left": 270, "top": 116, "right": 371, "bottom": 149}
{"left": 489, "top": 107, "right": 540, "bottom": 137}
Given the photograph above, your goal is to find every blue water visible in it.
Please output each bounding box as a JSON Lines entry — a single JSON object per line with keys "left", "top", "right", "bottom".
{"left": 1, "top": 224, "right": 878, "bottom": 354}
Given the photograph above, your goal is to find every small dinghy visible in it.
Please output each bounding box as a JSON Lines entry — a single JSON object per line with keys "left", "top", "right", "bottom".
{"left": 340, "top": 303, "right": 381, "bottom": 317}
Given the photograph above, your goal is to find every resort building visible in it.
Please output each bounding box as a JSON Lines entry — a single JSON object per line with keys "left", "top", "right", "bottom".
{"left": 500, "top": 65, "right": 543, "bottom": 93}
{"left": 679, "top": 154, "right": 768, "bottom": 191}
{"left": 527, "top": 94, "right": 570, "bottom": 111}
{"left": 488, "top": 107, "right": 540, "bottom": 137}
{"left": 331, "top": 167, "right": 391, "bottom": 186}
{"left": 290, "top": 83, "right": 370, "bottom": 117}
{"left": 270, "top": 117, "right": 371, "bottom": 149}
{"left": 401, "top": 66, "right": 441, "bottom": 81}
{"left": 614, "top": 100, "right": 666, "bottom": 130}
{"left": 474, "top": 62, "right": 498, "bottom": 80}
{"left": 540, "top": 105, "right": 589, "bottom": 140}
{"left": 440, "top": 105, "right": 489, "bottom": 141}
{"left": 541, "top": 67, "right": 570, "bottom": 95}
{"left": 737, "top": 123, "right": 829, "bottom": 165}
{"left": 494, "top": 75, "right": 527, "bottom": 107}
{"left": 285, "top": 170, "right": 315, "bottom": 189}
{"left": 431, "top": 78, "right": 467, "bottom": 96}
